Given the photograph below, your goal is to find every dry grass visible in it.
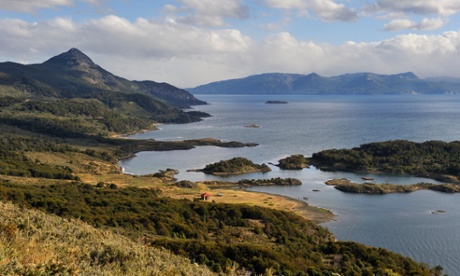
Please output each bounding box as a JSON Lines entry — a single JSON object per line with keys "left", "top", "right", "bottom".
{"left": 162, "top": 182, "right": 335, "bottom": 224}
{"left": 0, "top": 201, "right": 217, "bottom": 276}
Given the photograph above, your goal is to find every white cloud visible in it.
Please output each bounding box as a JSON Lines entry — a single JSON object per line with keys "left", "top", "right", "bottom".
{"left": 417, "top": 17, "right": 448, "bottom": 30}
{"left": 0, "top": 15, "right": 460, "bottom": 87}
{"left": 0, "top": 15, "right": 252, "bottom": 71}
{"left": 363, "top": 1, "right": 456, "bottom": 33}
{"left": 308, "top": 0, "right": 358, "bottom": 22}
{"left": 264, "top": 0, "right": 357, "bottom": 22}
{"left": 0, "top": 0, "right": 102, "bottom": 13}
{"left": 383, "top": 19, "right": 416, "bottom": 31}
{"left": 0, "top": 0, "right": 72, "bottom": 13}
{"left": 365, "top": 0, "right": 460, "bottom": 16}
{"left": 264, "top": 0, "right": 308, "bottom": 10}
{"left": 163, "top": 0, "right": 248, "bottom": 27}
{"left": 383, "top": 17, "right": 448, "bottom": 31}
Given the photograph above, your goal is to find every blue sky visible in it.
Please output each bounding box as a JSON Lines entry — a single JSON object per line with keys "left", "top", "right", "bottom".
{"left": 1, "top": 0, "right": 460, "bottom": 87}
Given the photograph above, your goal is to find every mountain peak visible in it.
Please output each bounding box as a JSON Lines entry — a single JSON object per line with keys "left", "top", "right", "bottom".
{"left": 43, "top": 48, "right": 96, "bottom": 68}
{"left": 397, "top": 72, "right": 418, "bottom": 80}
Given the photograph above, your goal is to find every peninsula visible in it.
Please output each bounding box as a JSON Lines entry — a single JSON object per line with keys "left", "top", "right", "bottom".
{"left": 278, "top": 140, "right": 460, "bottom": 183}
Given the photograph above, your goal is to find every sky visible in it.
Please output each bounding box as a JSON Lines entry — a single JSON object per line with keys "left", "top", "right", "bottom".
{"left": 1, "top": 0, "right": 460, "bottom": 88}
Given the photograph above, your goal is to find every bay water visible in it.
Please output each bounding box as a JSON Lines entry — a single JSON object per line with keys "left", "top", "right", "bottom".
{"left": 122, "top": 95, "right": 460, "bottom": 274}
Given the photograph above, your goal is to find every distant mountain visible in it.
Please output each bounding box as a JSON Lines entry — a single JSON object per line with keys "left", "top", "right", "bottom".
{"left": 424, "top": 76, "right": 460, "bottom": 84}
{"left": 0, "top": 48, "right": 206, "bottom": 107}
{"left": 188, "top": 72, "right": 460, "bottom": 95}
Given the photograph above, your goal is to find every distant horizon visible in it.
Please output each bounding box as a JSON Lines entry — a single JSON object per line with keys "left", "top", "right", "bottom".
{"left": 3, "top": 47, "right": 460, "bottom": 90}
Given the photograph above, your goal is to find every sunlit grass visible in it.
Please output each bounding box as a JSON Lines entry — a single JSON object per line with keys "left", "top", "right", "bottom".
{"left": 0, "top": 201, "right": 216, "bottom": 276}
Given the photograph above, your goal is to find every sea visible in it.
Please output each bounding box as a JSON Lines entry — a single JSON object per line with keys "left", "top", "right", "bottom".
{"left": 121, "top": 94, "right": 460, "bottom": 275}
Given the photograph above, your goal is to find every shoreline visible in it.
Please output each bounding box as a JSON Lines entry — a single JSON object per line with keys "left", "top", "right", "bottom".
{"left": 160, "top": 181, "right": 336, "bottom": 224}
{"left": 274, "top": 192, "right": 336, "bottom": 224}
{"left": 210, "top": 184, "right": 335, "bottom": 223}
{"left": 113, "top": 124, "right": 335, "bottom": 224}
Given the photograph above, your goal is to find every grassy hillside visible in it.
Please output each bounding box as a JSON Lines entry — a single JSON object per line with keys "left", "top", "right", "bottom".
{"left": 0, "top": 201, "right": 216, "bottom": 276}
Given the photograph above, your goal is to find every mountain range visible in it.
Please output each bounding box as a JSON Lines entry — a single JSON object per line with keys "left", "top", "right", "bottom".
{"left": 188, "top": 72, "right": 460, "bottom": 95}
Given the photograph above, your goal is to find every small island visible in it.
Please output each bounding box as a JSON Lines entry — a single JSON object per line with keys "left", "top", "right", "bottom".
{"left": 266, "top": 100, "right": 288, "bottom": 104}
{"left": 238, "top": 177, "right": 302, "bottom": 186}
{"left": 277, "top": 154, "right": 309, "bottom": 170}
{"left": 325, "top": 178, "right": 460, "bottom": 194}
{"left": 191, "top": 157, "right": 271, "bottom": 175}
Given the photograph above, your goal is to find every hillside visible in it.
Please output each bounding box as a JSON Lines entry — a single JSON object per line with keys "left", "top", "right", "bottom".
{"left": 0, "top": 48, "right": 208, "bottom": 138}
{"left": 0, "top": 201, "right": 215, "bottom": 275}
{"left": 0, "top": 180, "right": 441, "bottom": 275}
{"left": 188, "top": 72, "right": 460, "bottom": 95}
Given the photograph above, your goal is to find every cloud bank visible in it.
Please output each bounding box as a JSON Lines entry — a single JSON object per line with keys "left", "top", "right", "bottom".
{"left": 1, "top": 1, "right": 460, "bottom": 87}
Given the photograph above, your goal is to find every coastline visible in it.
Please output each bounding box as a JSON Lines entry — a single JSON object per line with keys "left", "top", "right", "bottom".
{"left": 112, "top": 124, "right": 335, "bottom": 224}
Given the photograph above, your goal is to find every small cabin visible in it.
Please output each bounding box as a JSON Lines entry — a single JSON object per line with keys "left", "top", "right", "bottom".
{"left": 201, "top": 193, "right": 211, "bottom": 201}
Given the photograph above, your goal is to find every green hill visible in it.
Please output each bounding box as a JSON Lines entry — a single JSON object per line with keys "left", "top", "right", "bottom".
{"left": 0, "top": 48, "right": 208, "bottom": 138}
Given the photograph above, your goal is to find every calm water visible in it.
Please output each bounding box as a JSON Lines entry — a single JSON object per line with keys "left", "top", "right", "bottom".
{"left": 122, "top": 95, "right": 460, "bottom": 274}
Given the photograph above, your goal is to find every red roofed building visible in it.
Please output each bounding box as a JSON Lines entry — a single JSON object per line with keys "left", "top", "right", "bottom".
{"left": 201, "top": 193, "right": 211, "bottom": 201}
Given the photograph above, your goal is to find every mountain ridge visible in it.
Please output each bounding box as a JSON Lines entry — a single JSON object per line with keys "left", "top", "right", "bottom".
{"left": 0, "top": 48, "right": 206, "bottom": 107}
{"left": 188, "top": 72, "right": 460, "bottom": 95}
{"left": 0, "top": 48, "right": 209, "bottom": 137}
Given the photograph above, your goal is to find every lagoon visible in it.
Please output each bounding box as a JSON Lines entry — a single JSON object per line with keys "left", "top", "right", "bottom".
{"left": 122, "top": 94, "right": 460, "bottom": 274}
